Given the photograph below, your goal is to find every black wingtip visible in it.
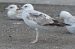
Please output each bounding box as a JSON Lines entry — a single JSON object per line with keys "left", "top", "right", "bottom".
{"left": 43, "top": 23, "right": 70, "bottom": 27}
{"left": 43, "top": 23, "right": 56, "bottom": 26}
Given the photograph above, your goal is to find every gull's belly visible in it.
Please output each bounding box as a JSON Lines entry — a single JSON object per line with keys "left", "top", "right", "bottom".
{"left": 24, "top": 19, "right": 39, "bottom": 29}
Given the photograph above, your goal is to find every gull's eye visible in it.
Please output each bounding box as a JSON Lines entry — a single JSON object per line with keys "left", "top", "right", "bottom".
{"left": 24, "top": 6, "right": 27, "bottom": 8}
{"left": 10, "top": 7, "right": 13, "bottom": 8}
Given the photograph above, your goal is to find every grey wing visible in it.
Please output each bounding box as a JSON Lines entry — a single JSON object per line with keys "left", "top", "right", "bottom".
{"left": 29, "top": 10, "right": 54, "bottom": 25}
{"left": 29, "top": 10, "right": 42, "bottom": 16}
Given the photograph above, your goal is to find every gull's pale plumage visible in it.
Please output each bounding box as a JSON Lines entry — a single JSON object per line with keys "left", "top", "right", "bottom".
{"left": 5, "top": 4, "right": 22, "bottom": 19}
{"left": 59, "top": 11, "right": 75, "bottom": 33}
{"left": 21, "top": 4, "right": 60, "bottom": 43}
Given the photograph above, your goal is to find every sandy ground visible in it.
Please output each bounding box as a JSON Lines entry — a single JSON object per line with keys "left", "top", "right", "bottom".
{"left": 0, "top": 3, "right": 75, "bottom": 49}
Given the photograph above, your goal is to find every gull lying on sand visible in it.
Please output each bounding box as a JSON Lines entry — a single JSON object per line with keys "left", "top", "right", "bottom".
{"left": 21, "top": 4, "right": 69, "bottom": 43}
{"left": 5, "top": 4, "right": 22, "bottom": 19}
{"left": 59, "top": 11, "right": 75, "bottom": 34}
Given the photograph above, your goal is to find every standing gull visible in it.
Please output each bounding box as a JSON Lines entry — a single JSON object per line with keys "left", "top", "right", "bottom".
{"left": 5, "top": 4, "right": 22, "bottom": 19}
{"left": 59, "top": 11, "right": 75, "bottom": 34}
{"left": 21, "top": 4, "right": 69, "bottom": 43}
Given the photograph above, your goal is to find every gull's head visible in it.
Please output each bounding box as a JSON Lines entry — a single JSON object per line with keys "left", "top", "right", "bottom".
{"left": 59, "top": 11, "right": 72, "bottom": 19}
{"left": 21, "top": 4, "right": 34, "bottom": 10}
{"left": 5, "top": 4, "right": 19, "bottom": 11}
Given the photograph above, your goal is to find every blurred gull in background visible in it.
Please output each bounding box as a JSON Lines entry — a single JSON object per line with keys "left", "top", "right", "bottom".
{"left": 5, "top": 4, "right": 23, "bottom": 25}
{"left": 59, "top": 11, "right": 75, "bottom": 34}
{"left": 5, "top": 4, "right": 22, "bottom": 19}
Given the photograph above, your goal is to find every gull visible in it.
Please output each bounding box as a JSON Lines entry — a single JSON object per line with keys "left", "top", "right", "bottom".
{"left": 59, "top": 11, "right": 75, "bottom": 34}
{"left": 5, "top": 4, "right": 22, "bottom": 19}
{"left": 21, "top": 4, "right": 69, "bottom": 43}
